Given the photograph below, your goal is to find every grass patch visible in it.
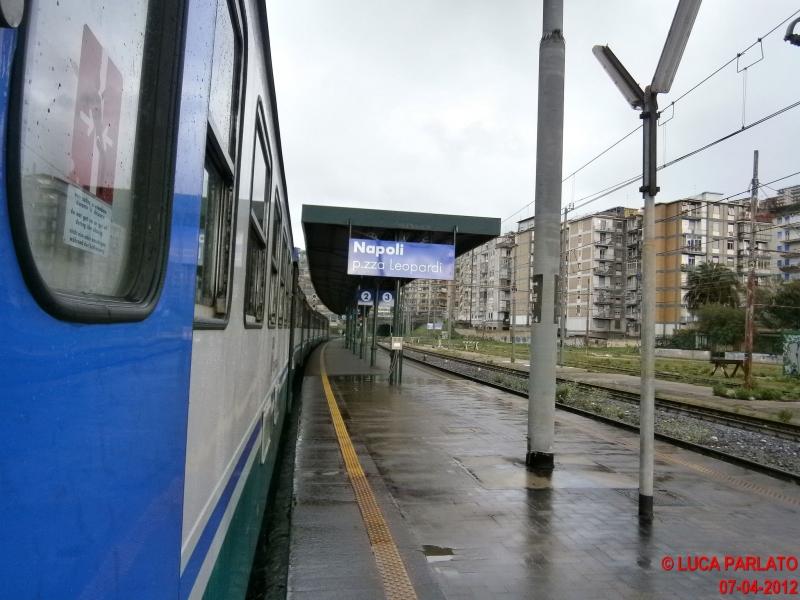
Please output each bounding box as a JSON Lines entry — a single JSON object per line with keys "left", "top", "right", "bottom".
{"left": 777, "top": 409, "right": 794, "bottom": 423}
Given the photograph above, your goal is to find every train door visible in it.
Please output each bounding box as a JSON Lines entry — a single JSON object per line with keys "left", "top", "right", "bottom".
{"left": 0, "top": 0, "right": 194, "bottom": 597}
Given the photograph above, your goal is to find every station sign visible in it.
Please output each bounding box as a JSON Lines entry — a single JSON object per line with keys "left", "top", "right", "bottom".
{"left": 379, "top": 291, "right": 395, "bottom": 307}
{"left": 357, "top": 290, "right": 374, "bottom": 306}
{"left": 347, "top": 238, "right": 455, "bottom": 280}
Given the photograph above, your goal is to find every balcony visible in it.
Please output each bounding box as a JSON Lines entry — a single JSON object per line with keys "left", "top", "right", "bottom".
{"left": 779, "top": 263, "right": 800, "bottom": 273}
{"left": 627, "top": 281, "right": 639, "bottom": 291}
{"left": 625, "top": 293, "right": 640, "bottom": 305}
{"left": 682, "top": 203, "right": 702, "bottom": 219}
{"left": 593, "top": 266, "right": 614, "bottom": 276}
{"left": 681, "top": 244, "right": 705, "bottom": 255}
{"left": 594, "top": 311, "right": 614, "bottom": 319}
{"left": 680, "top": 263, "right": 700, "bottom": 271}
{"left": 737, "top": 225, "right": 771, "bottom": 242}
{"left": 627, "top": 237, "right": 640, "bottom": 247}
{"left": 626, "top": 313, "right": 640, "bottom": 320}
{"left": 627, "top": 260, "right": 641, "bottom": 273}
{"left": 594, "top": 294, "right": 613, "bottom": 305}
{"left": 595, "top": 223, "right": 615, "bottom": 232}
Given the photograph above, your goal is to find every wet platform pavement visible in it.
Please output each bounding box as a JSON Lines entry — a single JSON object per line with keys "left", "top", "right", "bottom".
{"left": 287, "top": 340, "right": 800, "bottom": 599}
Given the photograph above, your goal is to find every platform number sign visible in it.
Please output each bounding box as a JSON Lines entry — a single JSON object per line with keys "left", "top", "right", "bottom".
{"left": 357, "top": 290, "right": 374, "bottom": 306}
{"left": 379, "top": 291, "right": 395, "bottom": 307}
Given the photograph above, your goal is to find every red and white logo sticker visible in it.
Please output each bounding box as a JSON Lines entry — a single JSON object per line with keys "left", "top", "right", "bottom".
{"left": 69, "top": 25, "right": 122, "bottom": 205}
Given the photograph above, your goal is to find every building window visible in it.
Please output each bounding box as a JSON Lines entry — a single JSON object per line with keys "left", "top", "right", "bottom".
{"left": 727, "top": 257, "right": 734, "bottom": 266}
{"left": 712, "top": 239, "right": 720, "bottom": 250}
{"left": 712, "top": 256, "right": 719, "bottom": 263}
{"left": 778, "top": 260, "right": 783, "bottom": 267}
{"left": 727, "top": 224, "right": 734, "bottom": 236}
{"left": 778, "top": 217, "right": 783, "bottom": 223}
{"left": 778, "top": 232, "right": 783, "bottom": 239}
{"left": 727, "top": 239, "right": 734, "bottom": 250}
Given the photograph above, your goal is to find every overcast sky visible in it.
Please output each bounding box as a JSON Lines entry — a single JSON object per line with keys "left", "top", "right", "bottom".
{"left": 265, "top": 1, "right": 800, "bottom": 248}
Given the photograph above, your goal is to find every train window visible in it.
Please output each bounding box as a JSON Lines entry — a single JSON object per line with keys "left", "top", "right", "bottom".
{"left": 194, "top": 0, "right": 244, "bottom": 327}
{"left": 244, "top": 107, "right": 271, "bottom": 327}
{"left": 8, "top": 0, "right": 187, "bottom": 322}
{"left": 267, "top": 199, "right": 282, "bottom": 328}
{"left": 279, "top": 234, "right": 289, "bottom": 328}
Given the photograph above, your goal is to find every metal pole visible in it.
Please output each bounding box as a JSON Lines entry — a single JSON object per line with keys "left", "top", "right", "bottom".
{"left": 639, "top": 87, "right": 660, "bottom": 521}
{"left": 398, "top": 281, "right": 404, "bottom": 382}
{"left": 511, "top": 247, "right": 516, "bottom": 363}
{"left": 371, "top": 284, "right": 379, "bottom": 366}
{"left": 744, "top": 150, "right": 759, "bottom": 389}
{"left": 585, "top": 278, "right": 591, "bottom": 352}
{"left": 346, "top": 304, "right": 352, "bottom": 349}
{"left": 360, "top": 304, "right": 367, "bottom": 359}
{"left": 527, "top": 0, "right": 564, "bottom": 472}
{"left": 558, "top": 206, "right": 568, "bottom": 365}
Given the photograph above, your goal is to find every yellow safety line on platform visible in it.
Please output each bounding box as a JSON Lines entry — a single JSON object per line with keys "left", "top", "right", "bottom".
{"left": 564, "top": 417, "right": 800, "bottom": 507}
{"left": 320, "top": 347, "right": 418, "bottom": 600}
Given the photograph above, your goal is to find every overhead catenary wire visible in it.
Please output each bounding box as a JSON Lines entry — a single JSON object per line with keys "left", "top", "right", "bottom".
{"left": 501, "top": 8, "right": 800, "bottom": 228}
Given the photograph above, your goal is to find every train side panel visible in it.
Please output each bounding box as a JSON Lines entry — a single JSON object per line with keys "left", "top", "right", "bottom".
{"left": 0, "top": 1, "right": 198, "bottom": 596}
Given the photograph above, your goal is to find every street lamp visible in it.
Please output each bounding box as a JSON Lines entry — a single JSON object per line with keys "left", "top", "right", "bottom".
{"left": 592, "top": 0, "right": 702, "bottom": 521}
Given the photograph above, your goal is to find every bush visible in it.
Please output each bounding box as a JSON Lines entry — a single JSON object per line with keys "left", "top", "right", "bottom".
{"left": 777, "top": 409, "right": 794, "bottom": 423}
{"left": 556, "top": 382, "right": 575, "bottom": 401}
{"left": 712, "top": 383, "right": 733, "bottom": 398}
{"left": 756, "top": 387, "right": 782, "bottom": 400}
{"left": 730, "top": 386, "right": 783, "bottom": 400}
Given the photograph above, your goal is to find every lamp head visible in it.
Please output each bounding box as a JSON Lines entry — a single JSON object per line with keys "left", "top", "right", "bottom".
{"left": 651, "top": 0, "right": 703, "bottom": 93}
{"left": 592, "top": 45, "right": 645, "bottom": 109}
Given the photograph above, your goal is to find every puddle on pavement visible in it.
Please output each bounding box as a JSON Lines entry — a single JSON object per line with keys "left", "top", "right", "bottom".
{"left": 421, "top": 545, "right": 455, "bottom": 562}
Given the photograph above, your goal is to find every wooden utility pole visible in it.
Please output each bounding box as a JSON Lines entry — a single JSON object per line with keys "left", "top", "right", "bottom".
{"left": 744, "top": 150, "right": 759, "bottom": 389}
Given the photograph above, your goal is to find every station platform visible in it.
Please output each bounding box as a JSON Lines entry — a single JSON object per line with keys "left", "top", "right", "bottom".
{"left": 285, "top": 340, "right": 800, "bottom": 599}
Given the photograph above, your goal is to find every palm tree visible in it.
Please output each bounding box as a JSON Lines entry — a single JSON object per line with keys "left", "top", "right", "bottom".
{"left": 683, "top": 262, "right": 741, "bottom": 312}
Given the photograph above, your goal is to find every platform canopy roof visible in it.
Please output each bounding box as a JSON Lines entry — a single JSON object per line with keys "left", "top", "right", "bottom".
{"left": 301, "top": 205, "right": 501, "bottom": 315}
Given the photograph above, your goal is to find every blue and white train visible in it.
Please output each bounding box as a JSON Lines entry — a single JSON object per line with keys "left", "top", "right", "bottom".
{"left": 0, "top": 0, "right": 327, "bottom": 597}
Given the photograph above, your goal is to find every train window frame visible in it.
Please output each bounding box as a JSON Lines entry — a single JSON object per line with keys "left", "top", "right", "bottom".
{"left": 279, "top": 232, "right": 289, "bottom": 328}
{"left": 243, "top": 101, "right": 272, "bottom": 329}
{"left": 267, "top": 197, "right": 282, "bottom": 328}
{"left": 193, "top": 0, "right": 247, "bottom": 330}
{"left": 6, "top": 0, "right": 189, "bottom": 323}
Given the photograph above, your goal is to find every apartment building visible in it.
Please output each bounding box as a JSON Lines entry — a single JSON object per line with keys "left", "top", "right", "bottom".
{"left": 403, "top": 278, "right": 450, "bottom": 327}
{"left": 771, "top": 185, "right": 800, "bottom": 281}
{"left": 420, "top": 191, "right": 783, "bottom": 341}
{"left": 562, "top": 206, "right": 638, "bottom": 340}
{"left": 297, "top": 250, "right": 340, "bottom": 324}
{"left": 652, "top": 192, "right": 773, "bottom": 336}
{"left": 453, "top": 233, "right": 516, "bottom": 330}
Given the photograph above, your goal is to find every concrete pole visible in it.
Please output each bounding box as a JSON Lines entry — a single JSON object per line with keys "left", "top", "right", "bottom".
{"left": 558, "top": 206, "right": 568, "bottom": 365}
{"left": 527, "top": 0, "right": 564, "bottom": 472}
{"left": 639, "top": 87, "right": 660, "bottom": 520}
{"left": 744, "top": 150, "right": 759, "bottom": 389}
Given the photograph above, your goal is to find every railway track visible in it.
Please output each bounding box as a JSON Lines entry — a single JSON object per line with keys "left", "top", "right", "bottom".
{"left": 394, "top": 346, "right": 800, "bottom": 485}
{"left": 404, "top": 346, "right": 800, "bottom": 443}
